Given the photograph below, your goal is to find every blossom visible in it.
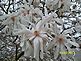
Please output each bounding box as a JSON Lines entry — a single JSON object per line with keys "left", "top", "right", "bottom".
{"left": 27, "top": 0, "right": 40, "bottom": 7}
{"left": 45, "top": 23, "right": 79, "bottom": 60}
{"left": 2, "top": 13, "right": 18, "bottom": 25}
{"left": 1, "top": 13, "right": 20, "bottom": 34}
{"left": 46, "top": 0, "right": 71, "bottom": 13}
{"left": 46, "top": 0, "right": 59, "bottom": 11}
{"left": 14, "top": 12, "right": 56, "bottom": 61}
{"left": 58, "top": 0, "right": 71, "bottom": 11}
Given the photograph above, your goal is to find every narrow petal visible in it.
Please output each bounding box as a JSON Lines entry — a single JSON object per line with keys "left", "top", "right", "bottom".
{"left": 17, "top": 23, "right": 27, "bottom": 30}
{"left": 2, "top": 18, "right": 12, "bottom": 25}
{"left": 64, "top": 43, "right": 72, "bottom": 51}
{"left": 40, "top": 33, "right": 48, "bottom": 38}
{"left": 45, "top": 40, "right": 54, "bottom": 51}
{"left": 14, "top": 29, "right": 31, "bottom": 35}
{"left": 36, "top": 13, "right": 55, "bottom": 30}
{"left": 39, "top": 37, "right": 43, "bottom": 59}
{"left": 54, "top": 18, "right": 63, "bottom": 25}
{"left": 40, "top": 33, "right": 50, "bottom": 45}
{"left": 21, "top": 40, "right": 27, "bottom": 51}
{"left": 29, "top": 36, "right": 35, "bottom": 41}
{"left": 33, "top": 37, "right": 40, "bottom": 61}
{"left": 67, "top": 39, "right": 79, "bottom": 47}
{"left": 60, "top": 44, "right": 67, "bottom": 60}
{"left": 54, "top": 44, "right": 60, "bottom": 59}
{"left": 24, "top": 41, "right": 33, "bottom": 57}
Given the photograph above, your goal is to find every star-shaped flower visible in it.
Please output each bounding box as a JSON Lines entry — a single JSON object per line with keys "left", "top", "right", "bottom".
{"left": 46, "top": 25, "right": 79, "bottom": 60}
{"left": 14, "top": 13, "right": 56, "bottom": 61}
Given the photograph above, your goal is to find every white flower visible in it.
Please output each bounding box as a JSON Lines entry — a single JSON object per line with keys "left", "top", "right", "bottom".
{"left": 46, "top": 0, "right": 71, "bottom": 12}
{"left": 46, "top": 26, "right": 79, "bottom": 60}
{"left": 46, "top": 0, "right": 59, "bottom": 10}
{"left": 2, "top": 12, "right": 20, "bottom": 25}
{"left": 1, "top": 12, "right": 21, "bottom": 34}
{"left": 20, "top": 4, "right": 30, "bottom": 11}
{"left": 29, "top": 7, "right": 43, "bottom": 19}
{"left": 46, "top": 0, "right": 59, "bottom": 6}
{"left": 28, "top": 0, "right": 40, "bottom": 7}
{"left": 20, "top": 34, "right": 33, "bottom": 57}
{"left": 14, "top": 13, "right": 55, "bottom": 61}
{"left": 58, "top": 0, "right": 71, "bottom": 11}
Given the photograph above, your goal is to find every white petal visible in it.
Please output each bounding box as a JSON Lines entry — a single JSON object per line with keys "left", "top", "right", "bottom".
{"left": 14, "top": 29, "right": 31, "bottom": 35}
{"left": 21, "top": 40, "right": 27, "bottom": 51}
{"left": 67, "top": 40, "right": 79, "bottom": 47}
{"left": 54, "top": 18, "right": 63, "bottom": 25}
{"left": 62, "top": 28, "right": 73, "bottom": 35}
{"left": 24, "top": 41, "right": 33, "bottom": 57}
{"left": 54, "top": 44, "right": 60, "bottom": 59}
{"left": 75, "top": 25, "right": 81, "bottom": 32}
{"left": 58, "top": 0, "right": 62, "bottom": 8}
{"left": 63, "top": 0, "right": 71, "bottom": 11}
{"left": 20, "top": 40, "right": 25, "bottom": 47}
{"left": 17, "top": 23, "right": 27, "bottom": 30}
{"left": 60, "top": 44, "right": 67, "bottom": 60}
{"left": 33, "top": 37, "right": 40, "bottom": 61}
{"left": 45, "top": 41, "right": 54, "bottom": 51}
{"left": 2, "top": 26, "right": 9, "bottom": 32}
{"left": 40, "top": 33, "right": 47, "bottom": 38}
{"left": 20, "top": 35, "right": 27, "bottom": 47}
{"left": 28, "top": 0, "right": 33, "bottom": 4}
{"left": 36, "top": 13, "right": 55, "bottom": 30}
{"left": 2, "top": 18, "right": 12, "bottom": 25}
{"left": 39, "top": 37, "right": 43, "bottom": 59}
{"left": 20, "top": 16, "right": 35, "bottom": 27}
{"left": 29, "top": 36, "right": 35, "bottom": 41}
{"left": 64, "top": 43, "right": 72, "bottom": 51}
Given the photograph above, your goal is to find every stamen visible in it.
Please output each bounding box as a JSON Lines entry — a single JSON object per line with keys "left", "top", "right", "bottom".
{"left": 34, "top": 31, "right": 39, "bottom": 36}
{"left": 11, "top": 16, "right": 16, "bottom": 22}
{"left": 56, "top": 35, "right": 64, "bottom": 44}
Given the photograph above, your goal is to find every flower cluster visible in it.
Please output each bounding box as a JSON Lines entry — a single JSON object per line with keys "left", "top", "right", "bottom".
{"left": 1, "top": 0, "right": 81, "bottom": 61}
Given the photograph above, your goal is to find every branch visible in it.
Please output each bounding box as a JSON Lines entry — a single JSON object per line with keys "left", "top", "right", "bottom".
{"left": 0, "top": 5, "right": 7, "bottom": 14}
{"left": 17, "top": 51, "right": 24, "bottom": 60}
{"left": 60, "top": 25, "right": 74, "bottom": 34}
{"left": 6, "top": 0, "right": 11, "bottom": 14}
{"left": 15, "top": 44, "right": 18, "bottom": 61}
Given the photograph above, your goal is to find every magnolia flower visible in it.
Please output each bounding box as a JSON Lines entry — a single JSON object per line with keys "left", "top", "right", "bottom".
{"left": 1, "top": 13, "right": 21, "bottom": 34}
{"left": 30, "top": 7, "right": 43, "bottom": 18}
{"left": 2, "top": 9, "right": 32, "bottom": 34}
{"left": 20, "top": 34, "right": 34, "bottom": 57}
{"left": 19, "top": 3, "right": 30, "bottom": 11}
{"left": 19, "top": 7, "right": 40, "bottom": 23}
{"left": 46, "top": 0, "right": 59, "bottom": 11}
{"left": 46, "top": 0, "right": 71, "bottom": 15}
{"left": 19, "top": 9, "right": 33, "bottom": 26}
{"left": 28, "top": 0, "right": 40, "bottom": 7}
{"left": 2, "top": 13, "right": 17, "bottom": 25}
{"left": 45, "top": 25, "right": 79, "bottom": 60}
{"left": 58, "top": 0, "right": 71, "bottom": 11}
{"left": 19, "top": 8, "right": 42, "bottom": 26}
{"left": 14, "top": 13, "right": 56, "bottom": 61}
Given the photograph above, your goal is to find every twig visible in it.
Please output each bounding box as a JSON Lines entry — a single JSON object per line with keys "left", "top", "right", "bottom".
{"left": 16, "top": 44, "right": 18, "bottom": 61}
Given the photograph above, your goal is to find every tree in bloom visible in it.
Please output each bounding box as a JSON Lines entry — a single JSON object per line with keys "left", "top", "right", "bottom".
{"left": 0, "top": 0, "right": 81, "bottom": 61}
